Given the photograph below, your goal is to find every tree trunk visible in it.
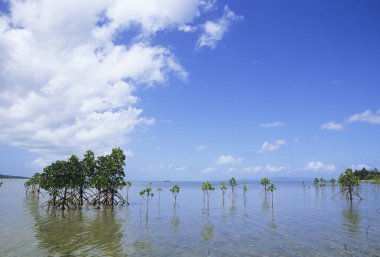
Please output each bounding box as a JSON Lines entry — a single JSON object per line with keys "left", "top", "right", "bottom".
{"left": 207, "top": 192, "right": 209, "bottom": 213}
{"left": 349, "top": 186, "right": 353, "bottom": 201}
{"left": 62, "top": 188, "right": 67, "bottom": 211}
{"left": 79, "top": 186, "right": 84, "bottom": 206}
{"left": 145, "top": 198, "right": 149, "bottom": 227}
{"left": 97, "top": 189, "right": 101, "bottom": 209}
{"left": 111, "top": 189, "right": 115, "bottom": 207}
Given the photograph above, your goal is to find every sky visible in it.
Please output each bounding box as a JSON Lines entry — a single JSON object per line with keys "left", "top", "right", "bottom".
{"left": 0, "top": 0, "right": 379, "bottom": 181}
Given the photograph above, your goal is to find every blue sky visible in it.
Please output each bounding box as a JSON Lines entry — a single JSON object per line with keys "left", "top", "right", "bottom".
{"left": 0, "top": 0, "right": 379, "bottom": 180}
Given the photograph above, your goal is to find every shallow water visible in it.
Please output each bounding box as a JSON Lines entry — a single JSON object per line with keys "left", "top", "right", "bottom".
{"left": 0, "top": 179, "right": 379, "bottom": 257}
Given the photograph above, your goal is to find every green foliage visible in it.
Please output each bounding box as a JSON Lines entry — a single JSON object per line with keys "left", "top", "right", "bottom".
{"left": 170, "top": 184, "right": 180, "bottom": 195}
{"left": 339, "top": 168, "right": 362, "bottom": 201}
{"left": 267, "top": 184, "right": 276, "bottom": 208}
{"left": 228, "top": 177, "right": 238, "bottom": 196}
{"left": 243, "top": 183, "right": 248, "bottom": 193}
{"left": 170, "top": 184, "right": 180, "bottom": 207}
{"left": 140, "top": 187, "right": 154, "bottom": 199}
{"left": 339, "top": 168, "right": 359, "bottom": 187}
{"left": 261, "top": 178, "right": 270, "bottom": 187}
{"left": 202, "top": 181, "right": 215, "bottom": 194}
{"left": 157, "top": 187, "right": 163, "bottom": 192}
{"left": 314, "top": 178, "right": 319, "bottom": 185}
{"left": 261, "top": 178, "right": 270, "bottom": 192}
{"left": 202, "top": 181, "right": 215, "bottom": 213}
{"left": 329, "top": 178, "right": 336, "bottom": 185}
{"left": 228, "top": 177, "right": 237, "bottom": 188}
{"left": 28, "top": 148, "right": 128, "bottom": 211}
{"left": 353, "top": 167, "right": 380, "bottom": 180}
{"left": 220, "top": 182, "right": 227, "bottom": 192}
{"left": 25, "top": 173, "right": 42, "bottom": 196}
{"left": 267, "top": 184, "right": 276, "bottom": 193}
{"left": 140, "top": 186, "right": 154, "bottom": 224}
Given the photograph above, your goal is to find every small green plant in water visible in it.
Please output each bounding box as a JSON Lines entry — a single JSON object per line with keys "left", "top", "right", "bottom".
{"left": 140, "top": 186, "right": 154, "bottom": 224}
{"left": 329, "top": 178, "right": 336, "bottom": 186}
{"left": 243, "top": 182, "right": 248, "bottom": 197}
{"left": 126, "top": 181, "right": 132, "bottom": 203}
{"left": 221, "top": 182, "right": 227, "bottom": 206}
{"left": 170, "top": 184, "right": 180, "bottom": 209}
{"left": 261, "top": 177, "right": 270, "bottom": 194}
{"left": 157, "top": 187, "right": 163, "bottom": 206}
{"left": 202, "top": 181, "right": 215, "bottom": 213}
{"left": 267, "top": 184, "right": 276, "bottom": 208}
{"left": 314, "top": 177, "right": 319, "bottom": 185}
{"left": 228, "top": 177, "right": 237, "bottom": 197}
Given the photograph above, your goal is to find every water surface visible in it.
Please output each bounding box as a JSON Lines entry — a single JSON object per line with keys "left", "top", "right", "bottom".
{"left": 0, "top": 179, "right": 379, "bottom": 256}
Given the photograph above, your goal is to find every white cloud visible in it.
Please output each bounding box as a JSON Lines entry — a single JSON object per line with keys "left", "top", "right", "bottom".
{"left": 264, "top": 165, "right": 289, "bottom": 172}
{"left": 321, "top": 121, "right": 344, "bottom": 131}
{"left": 260, "top": 121, "right": 285, "bottom": 128}
{"left": 215, "top": 155, "right": 242, "bottom": 165}
{"left": 197, "top": 5, "right": 242, "bottom": 49}
{"left": 202, "top": 167, "right": 216, "bottom": 173}
{"left": 196, "top": 145, "right": 208, "bottom": 151}
{"left": 305, "top": 161, "right": 336, "bottom": 172}
{"left": 243, "top": 165, "right": 288, "bottom": 173}
{"left": 178, "top": 24, "right": 196, "bottom": 33}
{"left": 242, "top": 166, "right": 262, "bottom": 173}
{"left": 347, "top": 109, "right": 380, "bottom": 125}
{"left": 258, "top": 139, "right": 286, "bottom": 153}
{"left": 0, "top": 1, "right": 237, "bottom": 161}
{"left": 27, "top": 158, "right": 53, "bottom": 169}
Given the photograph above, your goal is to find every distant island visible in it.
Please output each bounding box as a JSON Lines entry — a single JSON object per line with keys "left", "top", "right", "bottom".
{"left": 0, "top": 174, "right": 29, "bottom": 179}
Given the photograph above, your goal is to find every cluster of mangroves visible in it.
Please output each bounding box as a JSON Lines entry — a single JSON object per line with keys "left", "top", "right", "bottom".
{"left": 25, "top": 148, "right": 128, "bottom": 210}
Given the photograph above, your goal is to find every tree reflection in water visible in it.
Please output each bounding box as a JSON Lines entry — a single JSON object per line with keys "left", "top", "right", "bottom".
{"left": 27, "top": 198, "right": 126, "bottom": 256}
{"left": 200, "top": 223, "right": 214, "bottom": 257}
{"left": 342, "top": 203, "right": 360, "bottom": 234}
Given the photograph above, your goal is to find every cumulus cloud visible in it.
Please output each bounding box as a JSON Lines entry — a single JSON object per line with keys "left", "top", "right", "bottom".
{"left": 347, "top": 109, "right": 380, "bottom": 125}
{"left": 0, "top": 1, "right": 238, "bottom": 162}
{"left": 305, "top": 161, "right": 336, "bottom": 172}
{"left": 260, "top": 121, "right": 285, "bottom": 128}
{"left": 197, "top": 5, "right": 242, "bottom": 49}
{"left": 215, "top": 155, "right": 242, "bottom": 165}
{"left": 321, "top": 121, "right": 343, "bottom": 131}
{"left": 258, "top": 139, "right": 286, "bottom": 153}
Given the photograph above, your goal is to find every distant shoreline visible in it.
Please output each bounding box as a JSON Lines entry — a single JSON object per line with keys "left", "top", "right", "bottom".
{"left": 0, "top": 174, "right": 29, "bottom": 179}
